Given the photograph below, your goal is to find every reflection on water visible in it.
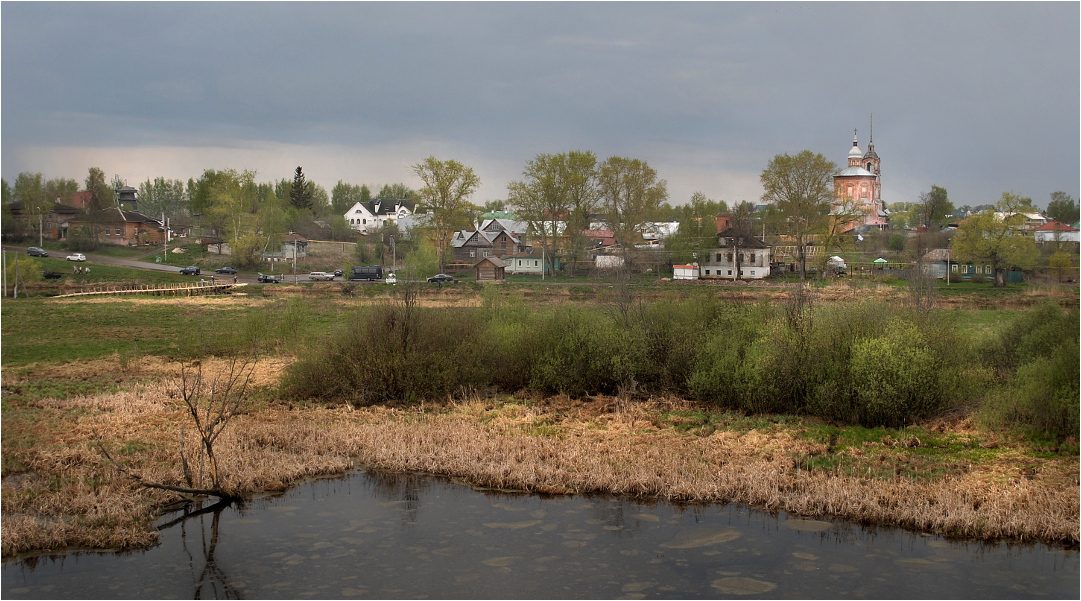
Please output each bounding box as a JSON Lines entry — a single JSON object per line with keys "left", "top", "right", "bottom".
{"left": 3, "top": 470, "right": 1077, "bottom": 599}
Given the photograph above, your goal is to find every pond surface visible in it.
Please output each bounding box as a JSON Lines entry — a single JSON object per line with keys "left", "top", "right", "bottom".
{"left": 2, "top": 469, "right": 1077, "bottom": 599}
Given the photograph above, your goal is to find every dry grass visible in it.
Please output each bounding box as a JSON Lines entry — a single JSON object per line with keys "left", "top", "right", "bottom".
{"left": 3, "top": 363, "right": 1078, "bottom": 558}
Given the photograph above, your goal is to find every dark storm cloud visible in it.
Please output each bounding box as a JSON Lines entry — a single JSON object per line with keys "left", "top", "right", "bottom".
{"left": 2, "top": 2, "right": 1077, "bottom": 206}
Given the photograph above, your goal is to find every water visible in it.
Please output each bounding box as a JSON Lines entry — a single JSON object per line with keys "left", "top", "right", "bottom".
{"left": 3, "top": 470, "right": 1077, "bottom": 599}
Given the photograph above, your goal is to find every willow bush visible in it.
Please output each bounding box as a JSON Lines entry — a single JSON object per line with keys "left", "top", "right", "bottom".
{"left": 280, "top": 294, "right": 1027, "bottom": 430}
{"left": 979, "top": 303, "right": 1079, "bottom": 443}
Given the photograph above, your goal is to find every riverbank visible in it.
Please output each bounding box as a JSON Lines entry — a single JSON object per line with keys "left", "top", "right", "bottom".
{"left": 2, "top": 356, "right": 1077, "bottom": 559}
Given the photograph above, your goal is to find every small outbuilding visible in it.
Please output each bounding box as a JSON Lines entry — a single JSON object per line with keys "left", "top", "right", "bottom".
{"left": 673, "top": 264, "right": 700, "bottom": 280}
{"left": 474, "top": 256, "right": 507, "bottom": 282}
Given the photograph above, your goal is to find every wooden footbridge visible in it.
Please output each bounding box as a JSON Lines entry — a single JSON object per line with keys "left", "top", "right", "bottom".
{"left": 52, "top": 282, "right": 246, "bottom": 299}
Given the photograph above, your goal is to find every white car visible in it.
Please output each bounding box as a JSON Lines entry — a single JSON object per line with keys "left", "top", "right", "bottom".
{"left": 385, "top": 272, "right": 397, "bottom": 284}
{"left": 66, "top": 253, "right": 87, "bottom": 262}
{"left": 308, "top": 271, "right": 335, "bottom": 281}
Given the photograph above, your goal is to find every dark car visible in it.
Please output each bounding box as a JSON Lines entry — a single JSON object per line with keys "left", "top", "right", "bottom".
{"left": 215, "top": 266, "right": 237, "bottom": 274}
{"left": 27, "top": 247, "right": 48, "bottom": 257}
{"left": 257, "top": 273, "right": 281, "bottom": 283}
{"left": 427, "top": 273, "right": 456, "bottom": 283}
{"left": 333, "top": 268, "right": 343, "bottom": 277}
{"left": 179, "top": 266, "right": 200, "bottom": 275}
{"left": 350, "top": 265, "right": 383, "bottom": 281}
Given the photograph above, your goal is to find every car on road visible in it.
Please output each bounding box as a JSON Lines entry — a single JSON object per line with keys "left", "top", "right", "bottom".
{"left": 308, "top": 271, "right": 335, "bottom": 281}
{"left": 427, "top": 273, "right": 456, "bottom": 284}
{"left": 179, "top": 266, "right": 201, "bottom": 275}
{"left": 27, "top": 247, "right": 48, "bottom": 257}
{"left": 215, "top": 266, "right": 237, "bottom": 274}
{"left": 257, "top": 273, "right": 281, "bottom": 283}
{"left": 350, "top": 265, "right": 383, "bottom": 281}
{"left": 333, "top": 268, "right": 344, "bottom": 277}
{"left": 66, "top": 253, "right": 87, "bottom": 262}
{"left": 385, "top": 272, "right": 397, "bottom": 284}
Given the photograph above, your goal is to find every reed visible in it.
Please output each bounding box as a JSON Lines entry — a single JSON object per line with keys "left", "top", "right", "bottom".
{"left": 4, "top": 381, "right": 1077, "bottom": 557}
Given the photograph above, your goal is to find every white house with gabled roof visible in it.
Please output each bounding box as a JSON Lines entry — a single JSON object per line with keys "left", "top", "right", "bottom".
{"left": 344, "top": 198, "right": 414, "bottom": 234}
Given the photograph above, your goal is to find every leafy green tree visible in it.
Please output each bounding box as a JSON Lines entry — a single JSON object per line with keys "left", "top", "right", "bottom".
{"left": 13, "top": 173, "right": 50, "bottom": 243}
{"left": 1048, "top": 250, "right": 1076, "bottom": 283}
{"left": 331, "top": 181, "right": 370, "bottom": 215}
{"left": 663, "top": 191, "right": 721, "bottom": 265}
{"left": 44, "top": 178, "right": 79, "bottom": 205}
{"left": 2, "top": 186, "right": 30, "bottom": 241}
{"left": 377, "top": 183, "right": 416, "bottom": 200}
{"left": 412, "top": 157, "right": 480, "bottom": 272}
{"left": 290, "top": 166, "right": 313, "bottom": 211}
{"left": 483, "top": 199, "right": 507, "bottom": 213}
{"left": 85, "top": 167, "right": 113, "bottom": 210}
{"left": 1046, "top": 191, "right": 1079, "bottom": 225}
{"left": 328, "top": 215, "right": 355, "bottom": 241}
{"left": 951, "top": 192, "right": 1040, "bottom": 287}
{"left": 257, "top": 190, "right": 290, "bottom": 255}
{"left": 403, "top": 235, "right": 438, "bottom": 279}
{"left": 308, "top": 181, "right": 329, "bottom": 216}
{"left": 202, "top": 169, "right": 258, "bottom": 247}
{"left": 138, "top": 177, "right": 189, "bottom": 220}
{"left": 1, "top": 178, "right": 11, "bottom": 204}
{"left": 597, "top": 156, "right": 667, "bottom": 254}
{"left": 916, "top": 185, "right": 954, "bottom": 229}
{"left": 760, "top": 150, "right": 837, "bottom": 280}
{"left": 508, "top": 152, "right": 596, "bottom": 275}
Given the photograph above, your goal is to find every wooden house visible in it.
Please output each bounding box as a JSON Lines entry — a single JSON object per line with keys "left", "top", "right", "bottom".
{"left": 474, "top": 256, "right": 507, "bottom": 281}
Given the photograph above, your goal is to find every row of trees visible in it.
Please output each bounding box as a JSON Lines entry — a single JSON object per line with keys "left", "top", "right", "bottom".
{"left": 506, "top": 152, "right": 669, "bottom": 275}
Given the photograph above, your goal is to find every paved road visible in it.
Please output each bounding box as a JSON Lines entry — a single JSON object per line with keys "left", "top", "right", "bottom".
{"left": 1, "top": 245, "right": 353, "bottom": 285}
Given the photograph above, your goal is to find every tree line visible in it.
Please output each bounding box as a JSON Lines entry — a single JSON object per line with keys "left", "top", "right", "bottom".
{"left": 4, "top": 151, "right": 1076, "bottom": 281}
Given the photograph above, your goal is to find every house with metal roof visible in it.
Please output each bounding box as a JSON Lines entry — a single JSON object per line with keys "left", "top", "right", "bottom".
{"left": 343, "top": 198, "right": 414, "bottom": 234}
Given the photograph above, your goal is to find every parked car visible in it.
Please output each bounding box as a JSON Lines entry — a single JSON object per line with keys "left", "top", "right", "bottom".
{"left": 215, "top": 266, "right": 237, "bottom": 274}
{"left": 66, "top": 253, "right": 87, "bottom": 262}
{"left": 385, "top": 272, "right": 397, "bottom": 284}
{"left": 257, "top": 273, "right": 281, "bottom": 283}
{"left": 179, "top": 266, "right": 200, "bottom": 275}
{"left": 308, "top": 271, "right": 335, "bottom": 281}
{"left": 27, "top": 247, "right": 48, "bottom": 257}
{"left": 333, "top": 268, "right": 344, "bottom": 277}
{"left": 350, "top": 265, "right": 383, "bottom": 281}
{"left": 427, "top": 273, "right": 456, "bottom": 283}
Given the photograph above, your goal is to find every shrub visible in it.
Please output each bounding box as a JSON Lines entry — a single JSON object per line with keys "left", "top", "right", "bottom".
{"left": 979, "top": 303, "right": 1080, "bottom": 442}
{"left": 849, "top": 320, "right": 941, "bottom": 426}
{"left": 282, "top": 304, "right": 485, "bottom": 405}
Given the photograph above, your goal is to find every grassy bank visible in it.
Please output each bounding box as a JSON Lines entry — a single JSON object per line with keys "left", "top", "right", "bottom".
{"left": 2, "top": 284, "right": 1079, "bottom": 558}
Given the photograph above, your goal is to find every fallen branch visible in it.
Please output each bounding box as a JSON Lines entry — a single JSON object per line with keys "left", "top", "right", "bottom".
{"left": 95, "top": 436, "right": 239, "bottom": 501}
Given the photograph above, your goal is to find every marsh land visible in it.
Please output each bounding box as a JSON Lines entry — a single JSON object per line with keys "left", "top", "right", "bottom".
{"left": 1, "top": 278, "right": 1078, "bottom": 559}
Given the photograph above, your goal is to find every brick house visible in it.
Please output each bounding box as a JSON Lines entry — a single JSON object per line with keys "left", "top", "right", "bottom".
{"left": 65, "top": 207, "right": 167, "bottom": 246}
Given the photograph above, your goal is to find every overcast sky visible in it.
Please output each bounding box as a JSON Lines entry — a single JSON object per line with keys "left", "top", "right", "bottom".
{"left": 2, "top": 2, "right": 1078, "bottom": 210}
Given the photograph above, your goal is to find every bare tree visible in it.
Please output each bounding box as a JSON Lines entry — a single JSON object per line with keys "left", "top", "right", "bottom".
{"left": 99, "top": 353, "right": 258, "bottom": 499}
